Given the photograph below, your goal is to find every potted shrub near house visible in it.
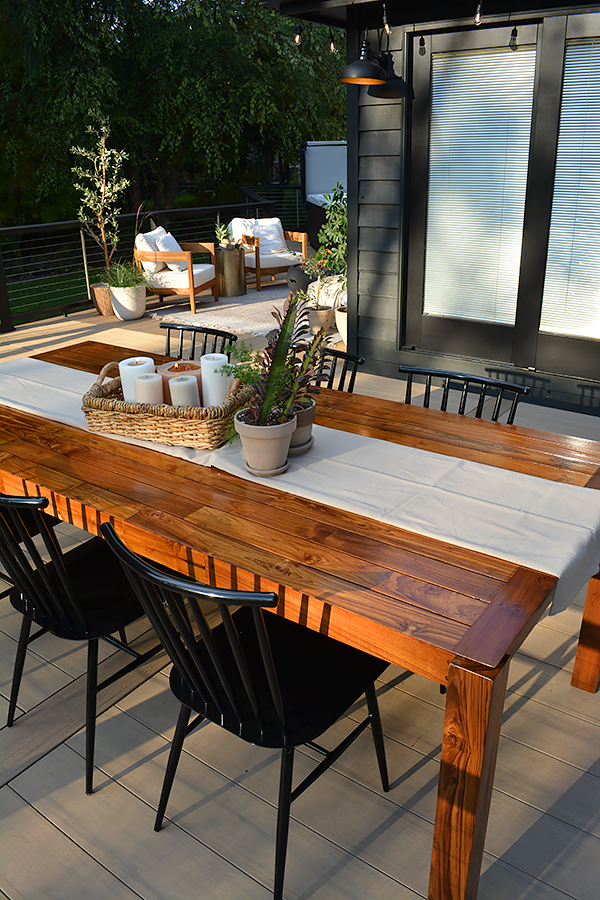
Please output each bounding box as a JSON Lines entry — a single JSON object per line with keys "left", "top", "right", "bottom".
{"left": 71, "top": 112, "right": 130, "bottom": 316}
{"left": 225, "top": 294, "right": 328, "bottom": 475}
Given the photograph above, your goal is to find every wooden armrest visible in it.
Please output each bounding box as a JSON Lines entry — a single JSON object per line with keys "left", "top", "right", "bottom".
{"left": 134, "top": 249, "right": 190, "bottom": 262}
{"left": 284, "top": 230, "right": 308, "bottom": 259}
{"left": 241, "top": 236, "right": 259, "bottom": 249}
{"left": 180, "top": 241, "right": 215, "bottom": 254}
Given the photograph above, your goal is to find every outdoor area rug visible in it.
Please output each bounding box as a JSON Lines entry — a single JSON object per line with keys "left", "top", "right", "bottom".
{"left": 147, "top": 283, "right": 291, "bottom": 337}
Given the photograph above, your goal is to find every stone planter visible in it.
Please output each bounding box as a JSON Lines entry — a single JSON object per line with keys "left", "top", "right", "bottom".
{"left": 234, "top": 412, "right": 297, "bottom": 476}
{"left": 90, "top": 283, "right": 113, "bottom": 316}
{"left": 110, "top": 285, "right": 147, "bottom": 320}
{"left": 289, "top": 396, "right": 316, "bottom": 455}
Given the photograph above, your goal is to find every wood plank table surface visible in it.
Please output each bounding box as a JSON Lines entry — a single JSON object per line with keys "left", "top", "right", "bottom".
{"left": 2, "top": 339, "right": 600, "bottom": 900}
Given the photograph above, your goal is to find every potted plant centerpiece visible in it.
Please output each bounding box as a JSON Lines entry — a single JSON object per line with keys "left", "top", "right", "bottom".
{"left": 225, "top": 294, "right": 328, "bottom": 475}
{"left": 72, "top": 112, "right": 130, "bottom": 316}
{"left": 107, "top": 260, "right": 146, "bottom": 320}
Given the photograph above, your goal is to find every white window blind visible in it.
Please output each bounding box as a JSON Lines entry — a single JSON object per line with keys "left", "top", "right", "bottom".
{"left": 423, "top": 48, "right": 536, "bottom": 324}
{"left": 540, "top": 40, "right": 600, "bottom": 339}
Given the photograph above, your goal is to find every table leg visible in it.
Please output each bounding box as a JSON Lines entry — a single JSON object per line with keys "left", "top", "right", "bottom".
{"left": 571, "top": 573, "right": 600, "bottom": 693}
{"left": 428, "top": 656, "right": 509, "bottom": 900}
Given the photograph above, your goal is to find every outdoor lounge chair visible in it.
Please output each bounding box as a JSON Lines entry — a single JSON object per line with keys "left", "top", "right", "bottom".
{"left": 134, "top": 226, "right": 219, "bottom": 314}
{"left": 101, "top": 522, "right": 390, "bottom": 900}
{"left": 228, "top": 217, "right": 308, "bottom": 291}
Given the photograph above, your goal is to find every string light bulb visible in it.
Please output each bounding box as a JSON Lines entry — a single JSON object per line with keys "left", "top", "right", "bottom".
{"left": 383, "top": 3, "right": 392, "bottom": 37}
{"left": 419, "top": 36, "right": 426, "bottom": 56}
{"left": 509, "top": 26, "right": 518, "bottom": 50}
{"left": 329, "top": 29, "right": 336, "bottom": 52}
{"left": 474, "top": 2, "right": 482, "bottom": 26}
{"left": 294, "top": 25, "right": 302, "bottom": 45}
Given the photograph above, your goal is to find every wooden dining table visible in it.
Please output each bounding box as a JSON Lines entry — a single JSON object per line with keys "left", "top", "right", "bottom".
{"left": 1, "top": 339, "right": 599, "bottom": 900}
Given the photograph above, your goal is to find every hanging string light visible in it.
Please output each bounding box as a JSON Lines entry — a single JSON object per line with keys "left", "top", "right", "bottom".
{"left": 474, "top": 2, "right": 482, "bottom": 26}
{"left": 419, "top": 36, "right": 426, "bottom": 56}
{"left": 383, "top": 3, "right": 392, "bottom": 37}
{"left": 294, "top": 25, "right": 302, "bottom": 45}
{"left": 509, "top": 26, "right": 518, "bottom": 50}
{"left": 329, "top": 29, "right": 336, "bottom": 52}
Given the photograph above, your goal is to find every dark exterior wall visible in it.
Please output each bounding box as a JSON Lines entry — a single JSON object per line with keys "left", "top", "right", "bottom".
{"left": 344, "top": 4, "right": 600, "bottom": 412}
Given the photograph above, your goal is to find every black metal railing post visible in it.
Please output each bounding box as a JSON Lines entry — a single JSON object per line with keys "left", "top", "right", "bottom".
{"left": 0, "top": 247, "right": 15, "bottom": 333}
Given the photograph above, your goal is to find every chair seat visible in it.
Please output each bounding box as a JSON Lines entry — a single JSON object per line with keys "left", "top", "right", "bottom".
{"left": 169, "top": 605, "right": 388, "bottom": 748}
{"left": 9, "top": 537, "right": 143, "bottom": 639}
{"left": 243, "top": 251, "right": 303, "bottom": 269}
{"left": 144, "top": 263, "right": 216, "bottom": 290}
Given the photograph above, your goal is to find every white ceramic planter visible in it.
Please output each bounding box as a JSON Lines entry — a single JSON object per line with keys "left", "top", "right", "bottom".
{"left": 335, "top": 306, "right": 347, "bottom": 344}
{"left": 234, "top": 412, "right": 297, "bottom": 476}
{"left": 110, "top": 285, "right": 147, "bottom": 320}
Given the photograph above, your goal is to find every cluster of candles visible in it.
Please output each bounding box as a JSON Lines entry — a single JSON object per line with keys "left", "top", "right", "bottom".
{"left": 118, "top": 354, "right": 232, "bottom": 409}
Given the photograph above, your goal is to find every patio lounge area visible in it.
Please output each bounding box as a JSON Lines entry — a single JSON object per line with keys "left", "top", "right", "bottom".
{"left": 1, "top": 291, "right": 599, "bottom": 900}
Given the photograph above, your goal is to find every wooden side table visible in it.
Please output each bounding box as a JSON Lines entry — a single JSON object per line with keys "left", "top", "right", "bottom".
{"left": 215, "top": 246, "right": 246, "bottom": 297}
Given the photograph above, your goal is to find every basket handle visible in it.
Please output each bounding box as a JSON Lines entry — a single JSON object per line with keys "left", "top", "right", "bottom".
{"left": 95, "top": 362, "right": 121, "bottom": 385}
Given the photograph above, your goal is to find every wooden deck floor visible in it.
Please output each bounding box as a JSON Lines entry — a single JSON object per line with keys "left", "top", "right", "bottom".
{"left": 1, "top": 296, "right": 599, "bottom": 900}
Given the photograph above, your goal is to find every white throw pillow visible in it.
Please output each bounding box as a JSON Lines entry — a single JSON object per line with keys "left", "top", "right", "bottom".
{"left": 228, "top": 217, "right": 288, "bottom": 255}
{"left": 155, "top": 232, "right": 187, "bottom": 272}
{"left": 134, "top": 228, "right": 167, "bottom": 273}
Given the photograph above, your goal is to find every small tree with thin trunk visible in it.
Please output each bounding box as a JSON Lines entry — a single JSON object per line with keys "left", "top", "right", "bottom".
{"left": 71, "top": 112, "right": 129, "bottom": 273}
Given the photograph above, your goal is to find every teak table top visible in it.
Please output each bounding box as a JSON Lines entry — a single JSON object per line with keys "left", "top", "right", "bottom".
{"left": 2, "top": 339, "right": 599, "bottom": 900}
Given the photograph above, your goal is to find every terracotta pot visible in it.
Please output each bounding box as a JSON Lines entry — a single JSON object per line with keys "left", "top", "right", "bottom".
{"left": 110, "top": 285, "right": 147, "bottom": 320}
{"left": 289, "top": 397, "right": 316, "bottom": 454}
{"left": 90, "top": 283, "right": 113, "bottom": 316}
{"left": 234, "top": 412, "right": 297, "bottom": 476}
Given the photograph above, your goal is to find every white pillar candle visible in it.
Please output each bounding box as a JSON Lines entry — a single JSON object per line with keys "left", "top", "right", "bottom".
{"left": 169, "top": 375, "right": 200, "bottom": 407}
{"left": 119, "top": 357, "right": 155, "bottom": 402}
{"left": 134, "top": 372, "right": 164, "bottom": 405}
{"left": 200, "top": 353, "right": 230, "bottom": 408}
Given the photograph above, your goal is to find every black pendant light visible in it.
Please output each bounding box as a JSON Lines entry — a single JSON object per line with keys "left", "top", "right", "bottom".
{"left": 341, "top": 30, "right": 386, "bottom": 85}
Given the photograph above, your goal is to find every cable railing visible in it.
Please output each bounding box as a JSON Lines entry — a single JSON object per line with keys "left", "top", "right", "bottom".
{"left": 0, "top": 189, "right": 304, "bottom": 332}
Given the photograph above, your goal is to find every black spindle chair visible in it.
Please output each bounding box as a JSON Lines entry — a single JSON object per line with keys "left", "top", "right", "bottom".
{"left": 0, "top": 495, "right": 148, "bottom": 794}
{"left": 160, "top": 322, "right": 237, "bottom": 360}
{"left": 398, "top": 365, "right": 530, "bottom": 424}
{"left": 316, "top": 347, "right": 366, "bottom": 393}
{"left": 101, "top": 522, "right": 390, "bottom": 900}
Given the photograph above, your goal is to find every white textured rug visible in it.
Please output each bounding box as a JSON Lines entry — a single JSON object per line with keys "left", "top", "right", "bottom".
{"left": 147, "top": 284, "right": 291, "bottom": 337}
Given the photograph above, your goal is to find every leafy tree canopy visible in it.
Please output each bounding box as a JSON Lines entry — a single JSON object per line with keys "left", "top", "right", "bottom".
{"left": 0, "top": 0, "right": 347, "bottom": 225}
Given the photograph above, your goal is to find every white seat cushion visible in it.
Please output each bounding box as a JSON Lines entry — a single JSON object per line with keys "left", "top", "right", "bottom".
{"left": 243, "top": 250, "right": 302, "bottom": 269}
{"left": 144, "top": 263, "right": 215, "bottom": 290}
{"left": 229, "top": 217, "right": 288, "bottom": 255}
{"left": 155, "top": 232, "right": 186, "bottom": 272}
{"left": 135, "top": 226, "right": 167, "bottom": 273}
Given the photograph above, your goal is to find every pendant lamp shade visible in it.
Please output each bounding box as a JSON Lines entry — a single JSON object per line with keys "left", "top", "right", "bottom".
{"left": 341, "top": 39, "right": 387, "bottom": 84}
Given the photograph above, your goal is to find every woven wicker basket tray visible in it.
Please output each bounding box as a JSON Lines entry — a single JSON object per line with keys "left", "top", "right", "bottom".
{"left": 82, "top": 362, "right": 254, "bottom": 450}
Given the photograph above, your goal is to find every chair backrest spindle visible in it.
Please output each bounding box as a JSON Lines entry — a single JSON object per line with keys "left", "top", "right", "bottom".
{"left": 398, "top": 366, "right": 530, "bottom": 424}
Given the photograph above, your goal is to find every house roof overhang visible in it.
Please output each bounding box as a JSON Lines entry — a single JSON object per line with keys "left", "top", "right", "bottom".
{"left": 261, "top": 1, "right": 599, "bottom": 29}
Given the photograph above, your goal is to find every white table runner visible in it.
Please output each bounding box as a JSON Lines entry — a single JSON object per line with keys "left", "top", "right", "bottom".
{"left": 2, "top": 357, "right": 600, "bottom": 615}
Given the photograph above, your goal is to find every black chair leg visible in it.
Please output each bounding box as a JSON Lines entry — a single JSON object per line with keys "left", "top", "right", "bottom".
{"left": 274, "top": 747, "right": 295, "bottom": 900}
{"left": 365, "top": 683, "right": 389, "bottom": 792}
{"left": 85, "top": 638, "right": 99, "bottom": 795}
{"left": 155, "top": 704, "right": 191, "bottom": 832}
{"left": 7, "top": 616, "right": 32, "bottom": 727}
